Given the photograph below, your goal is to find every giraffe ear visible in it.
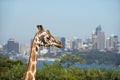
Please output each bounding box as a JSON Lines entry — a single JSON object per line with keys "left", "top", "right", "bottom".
{"left": 46, "top": 30, "right": 51, "bottom": 35}
{"left": 37, "top": 25, "right": 44, "bottom": 32}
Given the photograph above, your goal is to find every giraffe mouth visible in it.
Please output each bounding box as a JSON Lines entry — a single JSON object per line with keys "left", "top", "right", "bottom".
{"left": 44, "top": 43, "right": 63, "bottom": 48}
{"left": 56, "top": 44, "right": 63, "bottom": 48}
{"left": 52, "top": 43, "right": 63, "bottom": 48}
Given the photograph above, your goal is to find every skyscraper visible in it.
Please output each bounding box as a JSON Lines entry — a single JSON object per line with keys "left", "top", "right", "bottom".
{"left": 92, "top": 25, "right": 105, "bottom": 50}
{"left": 97, "top": 31, "right": 105, "bottom": 50}
{"left": 95, "top": 24, "right": 102, "bottom": 35}
{"left": 109, "top": 35, "right": 118, "bottom": 50}
{"left": 6, "top": 38, "right": 19, "bottom": 53}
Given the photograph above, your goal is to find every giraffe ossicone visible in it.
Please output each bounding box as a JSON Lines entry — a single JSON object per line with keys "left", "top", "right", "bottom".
{"left": 24, "top": 25, "right": 63, "bottom": 80}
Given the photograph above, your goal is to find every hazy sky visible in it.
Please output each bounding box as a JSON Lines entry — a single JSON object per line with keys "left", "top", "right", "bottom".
{"left": 0, "top": 0, "right": 120, "bottom": 44}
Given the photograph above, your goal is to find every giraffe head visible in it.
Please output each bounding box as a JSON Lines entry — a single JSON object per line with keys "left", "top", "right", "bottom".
{"left": 36, "top": 25, "right": 63, "bottom": 48}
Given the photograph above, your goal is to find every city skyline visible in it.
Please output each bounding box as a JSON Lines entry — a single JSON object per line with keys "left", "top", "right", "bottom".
{"left": 0, "top": 25, "right": 119, "bottom": 45}
{"left": 0, "top": 0, "right": 120, "bottom": 44}
{"left": 2, "top": 28, "right": 120, "bottom": 54}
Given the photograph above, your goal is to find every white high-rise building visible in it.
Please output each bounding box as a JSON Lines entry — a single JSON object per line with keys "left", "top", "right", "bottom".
{"left": 97, "top": 31, "right": 105, "bottom": 50}
{"left": 92, "top": 25, "right": 105, "bottom": 50}
{"left": 106, "top": 35, "right": 118, "bottom": 51}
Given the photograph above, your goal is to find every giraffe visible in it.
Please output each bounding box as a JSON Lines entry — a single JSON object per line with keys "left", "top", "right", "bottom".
{"left": 23, "top": 25, "right": 63, "bottom": 80}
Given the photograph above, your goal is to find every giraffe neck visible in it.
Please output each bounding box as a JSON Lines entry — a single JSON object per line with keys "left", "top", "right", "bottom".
{"left": 24, "top": 38, "right": 40, "bottom": 80}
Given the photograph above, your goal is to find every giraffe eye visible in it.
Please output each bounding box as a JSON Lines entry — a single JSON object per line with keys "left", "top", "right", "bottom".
{"left": 46, "top": 36, "right": 50, "bottom": 40}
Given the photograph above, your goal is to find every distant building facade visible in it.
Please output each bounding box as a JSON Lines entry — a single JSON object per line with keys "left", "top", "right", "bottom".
{"left": 60, "top": 37, "right": 66, "bottom": 51}
{"left": 106, "top": 35, "right": 118, "bottom": 51}
{"left": 92, "top": 25, "right": 105, "bottom": 50}
{"left": 66, "top": 40, "right": 73, "bottom": 50}
{"left": 97, "top": 31, "right": 105, "bottom": 50}
{"left": 4, "top": 38, "right": 19, "bottom": 53}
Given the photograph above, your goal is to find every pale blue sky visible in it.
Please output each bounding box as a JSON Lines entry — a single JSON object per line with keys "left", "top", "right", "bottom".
{"left": 0, "top": 0, "right": 120, "bottom": 44}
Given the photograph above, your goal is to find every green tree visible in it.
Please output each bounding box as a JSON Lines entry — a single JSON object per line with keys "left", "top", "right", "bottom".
{"left": 60, "top": 54, "right": 86, "bottom": 68}
{"left": 5, "top": 64, "right": 26, "bottom": 80}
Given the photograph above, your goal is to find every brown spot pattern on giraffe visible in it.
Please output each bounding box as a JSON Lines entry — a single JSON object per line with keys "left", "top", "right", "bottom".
{"left": 39, "top": 35, "right": 47, "bottom": 44}
{"left": 36, "top": 47, "right": 38, "bottom": 52}
{"left": 38, "top": 44, "right": 41, "bottom": 47}
{"left": 28, "top": 72, "right": 33, "bottom": 80}
{"left": 31, "top": 50, "right": 36, "bottom": 62}
{"left": 35, "top": 38, "right": 37, "bottom": 41}
{"left": 32, "top": 65, "right": 35, "bottom": 73}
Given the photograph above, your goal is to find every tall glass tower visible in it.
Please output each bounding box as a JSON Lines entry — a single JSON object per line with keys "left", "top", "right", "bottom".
{"left": 96, "top": 24, "right": 102, "bottom": 35}
{"left": 92, "top": 25, "right": 105, "bottom": 50}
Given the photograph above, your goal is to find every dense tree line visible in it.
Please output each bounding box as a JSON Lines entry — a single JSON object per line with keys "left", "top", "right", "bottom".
{"left": 0, "top": 55, "right": 25, "bottom": 80}
{"left": 37, "top": 62, "right": 120, "bottom": 80}
{"left": 60, "top": 54, "right": 86, "bottom": 68}
{"left": 71, "top": 50, "right": 120, "bottom": 66}
{"left": 0, "top": 54, "right": 120, "bottom": 80}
